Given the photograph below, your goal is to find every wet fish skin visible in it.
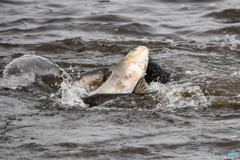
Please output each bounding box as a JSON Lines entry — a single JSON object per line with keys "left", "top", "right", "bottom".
{"left": 83, "top": 93, "right": 135, "bottom": 106}
{"left": 145, "top": 58, "right": 171, "bottom": 84}
{"left": 72, "top": 67, "right": 111, "bottom": 91}
{"left": 72, "top": 58, "right": 170, "bottom": 89}
{"left": 92, "top": 46, "right": 149, "bottom": 94}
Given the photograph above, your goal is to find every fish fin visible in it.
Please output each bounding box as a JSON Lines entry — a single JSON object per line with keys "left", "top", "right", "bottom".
{"left": 116, "top": 81, "right": 125, "bottom": 90}
{"left": 133, "top": 77, "right": 149, "bottom": 95}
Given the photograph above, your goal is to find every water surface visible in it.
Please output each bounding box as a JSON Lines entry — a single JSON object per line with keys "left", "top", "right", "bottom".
{"left": 0, "top": 0, "right": 240, "bottom": 159}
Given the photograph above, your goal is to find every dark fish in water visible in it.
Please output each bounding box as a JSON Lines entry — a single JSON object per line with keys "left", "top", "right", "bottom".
{"left": 145, "top": 58, "right": 170, "bottom": 84}
{"left": 83, "top": 93, "right": 133, "bottom": 107}
{"left": 72, "top": 67, "right": 111, "bottom": 92}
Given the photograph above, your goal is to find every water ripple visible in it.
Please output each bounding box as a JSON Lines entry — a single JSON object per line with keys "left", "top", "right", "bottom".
{"left": 205, "top": 9, "right": 240, "bottom": 23}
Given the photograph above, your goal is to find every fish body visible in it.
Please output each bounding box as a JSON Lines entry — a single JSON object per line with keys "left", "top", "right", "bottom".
{"left": 92, "top": 46, "right": 149, "bottom": 94}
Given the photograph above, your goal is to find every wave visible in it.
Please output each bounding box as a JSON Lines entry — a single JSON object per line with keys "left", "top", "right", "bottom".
{"left": 114, "top": 23, "right": 157, "bottom": 37}
{"left": 84, "top": 14, "right": 131, "bottom": 23}
{"left": 205, "top": 9, "right": 240, "bottom": 23}
{"left": 204, "top": 26, "right": 240, "bottom": 35}
{"left": 0, "top": 0, "right": 35, "bottom": 5}
{"left": 155, "top": 0, "right": 222, "bottom": 3}
{"left": 2, "top": 54, "right": 71, "bottom": 89}
{"left": 0, "top": 25, "right": 66, "bottom": 34}
{"left": 18, "top": 143, "right": 48, "bottom": 152}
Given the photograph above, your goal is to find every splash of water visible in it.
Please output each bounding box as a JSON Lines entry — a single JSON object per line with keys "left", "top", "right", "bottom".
{"left": 60, "top": 81, "right": 88, "bottom": 108}
{"left": 2, "top": 54, "right": 72, "bottom": 89}
{"left": 0, "top": 74, "right": 36, "bottom": 89}
{"left": 3, "top": 54, "right": 72, "bottom": 80}
{"left": 221, "top": 34, "right": 240, "bottom": 51}
{"left": 149, "top": 82, "right": 211, "bottom": 111}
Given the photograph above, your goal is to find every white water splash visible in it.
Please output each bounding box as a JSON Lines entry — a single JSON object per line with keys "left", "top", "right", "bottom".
{"left": 60, "top": 81, "right": 88, "bottom": 108}
{"left": 0, "top": 74, "right": 35, "bottom": 89}
{"left": 231, "top": 71, "right": 240, "bottom": 77}
{"left": 149, "top": 82, "right": 211, "bottom": 111}
{"left": 3, "top": 54, "right": 72, "bottom": 81}
{"left": 221, "top": 35, "right": 240, "bottom": 51}
{"left": 1, "top": 54, "right": 72, "bottom": 89}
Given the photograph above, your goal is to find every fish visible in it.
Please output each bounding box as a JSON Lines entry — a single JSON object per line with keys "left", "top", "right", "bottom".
{"left": 91, "top": 46, "right": 149, "bottom": 94}
{"left": 145, "top": 58, "right": 171, "bottom": 84}
{"left": 72, "top": 57, "right": 171, "bottom": 91}
{"left": 73, "top": 46, "right": 170, "bottom": 106}
{"left": 3, "top": 47, "right": 170, "bottom": 107}
{"left": 72, "top": 46, "right": 171, "bottom": 106}
{"left": 72, "top": 67, "right": 111, "bottom": 92}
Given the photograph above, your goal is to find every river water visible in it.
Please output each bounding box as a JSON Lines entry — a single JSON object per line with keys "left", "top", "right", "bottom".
{"left": 0, "top": 0, "right": 240, "bottom": 159}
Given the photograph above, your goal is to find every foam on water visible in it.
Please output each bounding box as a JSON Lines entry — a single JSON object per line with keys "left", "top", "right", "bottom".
{"left": 149, "top": 82, "right": 211, "bottom": 111}
{"left": 60, "top": 81, "right": 88, "bottom": 108}
{"left": 231, "top": 71, "right": 240, "bottom": 77}
{"left": 1, "top": 54, "right": 73, "bottom": 89}
{"left": 0, "top": 73, "right": 36, "bottom": 89}
{"left": 58, "top": 80, "right": 212, "bottom": 111}
{"left": 3, "top": 54, "right": 72, "bottom": 81}
{"left": 221, "top": 34, "right": 240, "bottom": 51}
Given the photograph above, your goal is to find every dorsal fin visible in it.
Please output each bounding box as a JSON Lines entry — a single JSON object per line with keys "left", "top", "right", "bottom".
{"left": 133, "top": 77, "right": 149, "bottom": 94}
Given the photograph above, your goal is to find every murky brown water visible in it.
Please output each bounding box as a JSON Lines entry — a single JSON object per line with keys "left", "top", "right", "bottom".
{"left": 0, "top": 0, "right": 240, "bottom": 159}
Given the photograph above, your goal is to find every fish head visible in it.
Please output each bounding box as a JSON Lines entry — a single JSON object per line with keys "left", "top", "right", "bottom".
{"left": 112, "top": 46, "right": 149, "bottom": 90}
{"left": 122, "top": 46, "right": 149, "bottom": 68}
{"left": 92, "top": 46, "right": 150, "bottom": 94}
